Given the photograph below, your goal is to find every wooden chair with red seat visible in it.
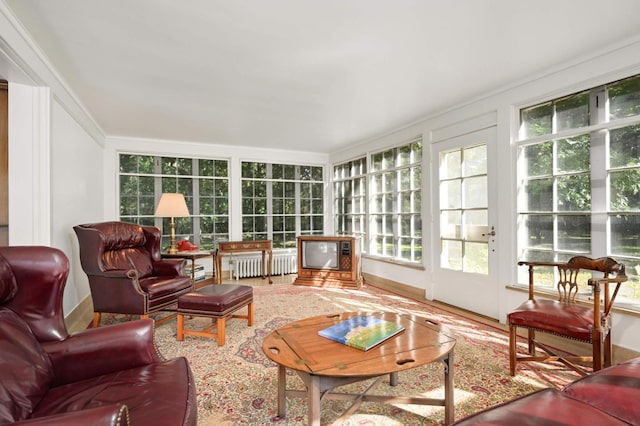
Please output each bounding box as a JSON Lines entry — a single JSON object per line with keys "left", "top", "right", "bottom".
{"left": 509, "top": 256, "right": 627, "bottom": 376}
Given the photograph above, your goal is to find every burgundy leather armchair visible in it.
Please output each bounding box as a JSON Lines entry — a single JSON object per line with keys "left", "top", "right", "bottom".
{"left": 452, "top": 356, "right": 640, "bottom": 425}
{"left": 0, "top": 246, "right": 197, "bottom": 425}
{"left": 74, "top": 221, "right": 194, "bottom": 327}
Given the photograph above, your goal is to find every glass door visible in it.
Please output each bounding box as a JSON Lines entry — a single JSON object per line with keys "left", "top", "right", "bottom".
{"left": 432, "top": 127, "right": 499, "bottom": 318}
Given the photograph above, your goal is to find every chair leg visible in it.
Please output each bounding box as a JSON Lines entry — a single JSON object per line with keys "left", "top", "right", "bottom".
{"left": 509, "top": 325, "right": 517, "bottom": 376}
{"left": 527, "top": 328, "right": 535, "bottom": 355}
{"left": 92, "top": 312, "right": 101, "bottom": 328}
{"left": 593, "top": 328, "right": 603, "bottom": 372}
{"left": 603, "top": 332, "right": 613, "bottom": 368}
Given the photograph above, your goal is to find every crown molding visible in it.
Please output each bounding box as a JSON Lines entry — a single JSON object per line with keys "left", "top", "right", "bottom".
{"left": 0, "top": 0, "right": 105, "bottom": 146}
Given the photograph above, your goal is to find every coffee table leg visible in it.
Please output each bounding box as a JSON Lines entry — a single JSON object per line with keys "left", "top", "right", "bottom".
{"left": 444, "top": 351, "right": 454, "bottom": 425}
{"left": 307, "top": 375, "right": 321, "bottom": 426}
{"left": 389, "top": 372, "right": 398, "bottom": 386}
{"left": 277, "top": 365, "right": 286, "bottom": 418}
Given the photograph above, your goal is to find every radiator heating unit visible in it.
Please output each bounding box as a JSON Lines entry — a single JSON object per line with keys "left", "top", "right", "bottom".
{"left": 231, "top": 252, "right": 297, "bottom": 280}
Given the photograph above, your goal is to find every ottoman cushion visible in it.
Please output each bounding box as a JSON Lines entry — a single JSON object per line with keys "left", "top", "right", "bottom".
{"left": 178, "top": 285, "right": 253, "bottom": 316}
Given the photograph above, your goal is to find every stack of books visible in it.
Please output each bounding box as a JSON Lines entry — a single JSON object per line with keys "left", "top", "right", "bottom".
{"left": 185, "top": 263, "right": 206, "bottom": 281}
{"left": 318, "top": 314, "right": 405, "bottom": 351}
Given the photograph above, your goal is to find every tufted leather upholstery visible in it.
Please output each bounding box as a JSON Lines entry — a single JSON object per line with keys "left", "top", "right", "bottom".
{"left": 74, "top": 221, "right": 194, "bottom": 326}
{"left": 0, "top": 246, "right": 197, "bottom": 425}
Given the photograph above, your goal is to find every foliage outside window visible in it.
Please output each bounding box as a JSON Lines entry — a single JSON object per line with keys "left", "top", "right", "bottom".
{"left": 241, "top": 162, "right": 324, "bottom": 249}
{"left": 119, "top": 154, "right": 229, "bottom": 251}
{"left": 517, "top": 74, "right": 640, "bottom": 308}
{"left": 335, "top": 138, "right": 422, "bottom": 263}
{"left": 333, "top": 157, "right": 367, "bottom": 244}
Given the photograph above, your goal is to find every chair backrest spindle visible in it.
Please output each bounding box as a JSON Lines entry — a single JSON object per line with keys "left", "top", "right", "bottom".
{"left": 556, "top": 265, "right": 581, "bottom": 303}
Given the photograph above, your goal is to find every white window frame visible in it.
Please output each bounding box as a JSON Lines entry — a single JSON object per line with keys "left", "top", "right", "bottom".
{"left": 333, "top": 137, "right": 423, "bottom": 265}
{"left": 240, "top": 161, "right": 324, "bottom": 248}
{"left": 516, "top": 74, "right": 640, "bottom": 310}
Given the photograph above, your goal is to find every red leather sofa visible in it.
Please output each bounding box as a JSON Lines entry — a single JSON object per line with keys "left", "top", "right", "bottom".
{"left": 0, "top": 246, "right": 197, "bottom": 425}
{"left": 452, "top": 356, "right": 640, "bottom": 425}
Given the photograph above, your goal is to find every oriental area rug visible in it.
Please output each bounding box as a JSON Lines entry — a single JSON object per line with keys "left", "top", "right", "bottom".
{"left": 103, "top": 281, "right": 582, "bottom": 425}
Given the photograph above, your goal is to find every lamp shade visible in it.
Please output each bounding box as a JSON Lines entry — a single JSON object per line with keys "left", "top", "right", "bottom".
{"left": 154, "top": 193, "right": 190, "bottom": 217}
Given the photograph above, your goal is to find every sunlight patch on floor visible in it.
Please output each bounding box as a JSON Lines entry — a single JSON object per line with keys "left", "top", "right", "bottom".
{"left": 334, "top": 414, "right": 406, "bottom": 425}
{"left": 363, "top": 386, "right": 477, "bottom": 420}
{"left": 453, "top": 388, "right": 477, "bottom": 405}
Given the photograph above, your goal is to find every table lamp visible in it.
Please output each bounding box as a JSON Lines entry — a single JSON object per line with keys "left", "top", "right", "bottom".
{"left": 154, "top": 193, "right": 190, "bottom": 254}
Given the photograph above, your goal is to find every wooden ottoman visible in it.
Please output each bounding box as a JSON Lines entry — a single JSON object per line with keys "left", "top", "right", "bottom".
{"left": 176, "top": 284, "right": 254, "bottom": 346}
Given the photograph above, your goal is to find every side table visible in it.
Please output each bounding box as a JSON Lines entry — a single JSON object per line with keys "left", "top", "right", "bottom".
{"left": 161, "top": 250, "right": 216, "bottom": 288}
{"left": 215, "top": 240, "right": 273, "bottom": 284}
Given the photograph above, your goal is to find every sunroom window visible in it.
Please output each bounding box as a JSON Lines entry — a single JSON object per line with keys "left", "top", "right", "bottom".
{"left": 119, "top": 154, "right": 230, "bottom": 251}
{"left": 333, "top": 157, "right": 367, "bottom": 246}
{"left": 333, "top": 138, "right": 422, "bottom": 264}
{"left": 517, "top": 74, "right": 640, "bottom": 308}
{"left": 241, "top": 161, "right": 324, "bottom": 249}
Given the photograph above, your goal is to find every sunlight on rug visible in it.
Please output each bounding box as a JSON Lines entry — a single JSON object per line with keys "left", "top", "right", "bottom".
{"left": 100, "top": 283, "right": 582, "bottom": 425}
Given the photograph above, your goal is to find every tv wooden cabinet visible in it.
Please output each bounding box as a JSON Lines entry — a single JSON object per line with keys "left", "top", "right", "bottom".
{"left": 293, "top": 235, "right": 362, "bottom": 289}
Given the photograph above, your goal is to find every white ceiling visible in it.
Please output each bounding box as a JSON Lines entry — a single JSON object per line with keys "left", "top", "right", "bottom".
{"left": 5, "top": 0, "right": 640, "bottom": 153}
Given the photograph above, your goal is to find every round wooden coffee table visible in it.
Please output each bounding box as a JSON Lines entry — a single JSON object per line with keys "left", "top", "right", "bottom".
{"left": 262, "top": 311, "right": 457, "bottom": 426}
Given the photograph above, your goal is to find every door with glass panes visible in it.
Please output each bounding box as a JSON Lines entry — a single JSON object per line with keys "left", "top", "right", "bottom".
{"left": 432, "top": 127, "right": 499, "bottom": 318}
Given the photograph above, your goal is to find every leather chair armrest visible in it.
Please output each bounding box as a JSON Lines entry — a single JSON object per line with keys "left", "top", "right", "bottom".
{"left": 43, "top": 319, "right": 162, "bottom": 386}
{"left": 95, "top": 269, "right": 132, "bottom": 278}
{"left": 12, "top": 404, "right": 129, "bottom": 426}
{"left": 154, "top": 258, "right": 187, "bottom": 276}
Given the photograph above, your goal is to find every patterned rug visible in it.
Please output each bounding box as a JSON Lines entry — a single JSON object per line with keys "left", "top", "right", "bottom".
{"left": 103, "top": 283, "right": 582, "bottom": 425}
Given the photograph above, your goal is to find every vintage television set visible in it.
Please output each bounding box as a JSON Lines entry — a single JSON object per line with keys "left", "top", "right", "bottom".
{"left": 293, "top": 235, "right": 362, "bottom": 288}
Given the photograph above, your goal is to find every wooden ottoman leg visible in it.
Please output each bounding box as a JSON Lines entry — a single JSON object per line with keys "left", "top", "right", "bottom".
{"left": 217, "top": 317, "right": 226, "bottom": 346}
{"left": 248, "top": 301, "right": 254, "bottom": 326}
{"left": 177, "top": 314, "right": 185, "bottom": 341}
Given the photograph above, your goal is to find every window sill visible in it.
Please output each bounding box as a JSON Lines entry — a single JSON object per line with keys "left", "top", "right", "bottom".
{"left": 362, "top": 254, "right": 425, "bottom": 271}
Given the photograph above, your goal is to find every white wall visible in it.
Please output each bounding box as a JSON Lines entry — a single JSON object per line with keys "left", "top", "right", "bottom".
{"left": 7, "top": 83, "right": 51, "bottom": 245}
{"left": 50, "top": 100, "right": 104, "bottom": 315}
{"left": 5, "top": 90, "right": 104, "bottom": 317}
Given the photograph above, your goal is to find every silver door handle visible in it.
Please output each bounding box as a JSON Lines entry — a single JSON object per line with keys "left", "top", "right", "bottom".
{"left": 482, "top": 227, "right": 496, "bottom": 237}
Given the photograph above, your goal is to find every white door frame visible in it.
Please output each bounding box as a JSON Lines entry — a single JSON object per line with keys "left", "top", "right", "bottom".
{"left": 430, "top": 126, "right": 499, "bottom": 318}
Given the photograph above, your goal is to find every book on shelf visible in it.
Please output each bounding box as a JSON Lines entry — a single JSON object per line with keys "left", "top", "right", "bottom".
{"left": 185, "top": 263, "right": 206, "bottom": 281}
{"left": 317, "top": 314, "right": 405, "bottom": 351}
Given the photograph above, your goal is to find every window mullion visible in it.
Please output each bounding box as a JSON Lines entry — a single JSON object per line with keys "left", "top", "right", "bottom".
{"left": 191, "top": 158, "right": 201, "bottom": 246}
{"left": 591, "top": 87, "right": 608, "bottom": 257}
{"left": 153, "top": 157, "right": 163, "bottom": 229}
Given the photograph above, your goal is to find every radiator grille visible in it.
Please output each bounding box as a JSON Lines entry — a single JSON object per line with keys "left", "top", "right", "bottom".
{"left": 230, "top": 253, "right": 298, "bottom": 279}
